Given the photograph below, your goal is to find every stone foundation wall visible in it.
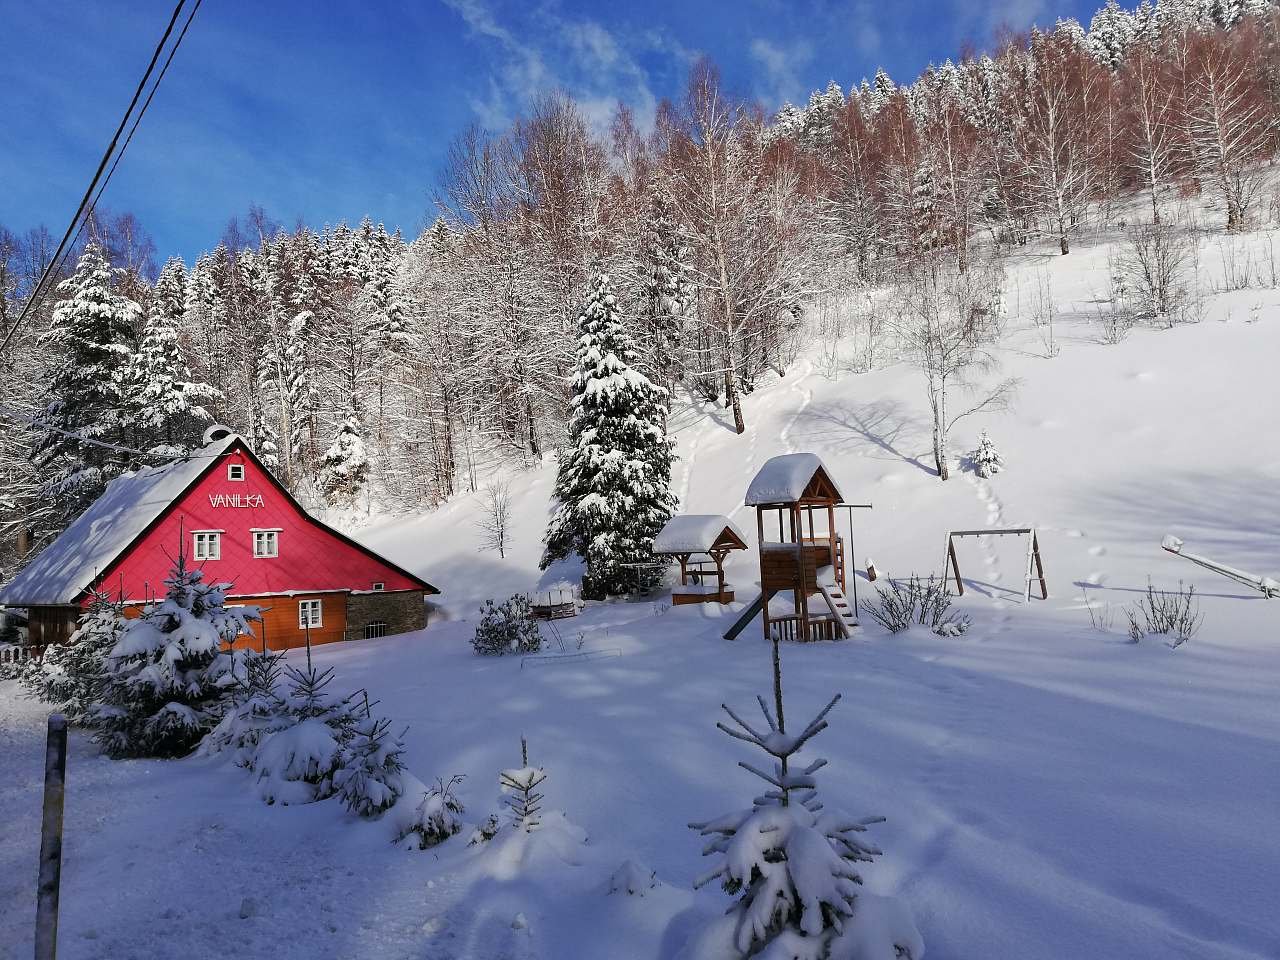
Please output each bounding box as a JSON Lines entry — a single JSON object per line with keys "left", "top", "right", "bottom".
{"left": 345, "top": 590, "right": 426, "bottom": 640}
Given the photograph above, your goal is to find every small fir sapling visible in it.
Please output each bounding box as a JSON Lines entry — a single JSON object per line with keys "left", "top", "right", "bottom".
{"left": 472, "top": 595, "right": 542, "bottom": 656}
{"left": 253, "top": 664, "right": 360, "bottom": 805}
{"left": 972, "top": 431, "right": 1004, "bottom": 478}
{"left": 396, "top": 775, "right": 467, "bottom": 849}
{"left": 335, "top": 715, "right": 407, "bottom": 818}
{"left": 21, "top": 591, "right": 125, "bottom": 725}
{"left": 94, "top": 552, "right": 258, "bottom": 759}
{"left": 500, "top": 737, "right": 547, "bottom": 832}
{"left": 200, "top": 649, "right": 292, "bottom": 765}
{"left": 687, "top": 639, "right": 922, "bottom": 959}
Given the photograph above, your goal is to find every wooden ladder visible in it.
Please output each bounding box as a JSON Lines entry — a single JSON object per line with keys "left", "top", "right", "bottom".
{"left": 816, "top": 568, "right": 858, "bottom": 639}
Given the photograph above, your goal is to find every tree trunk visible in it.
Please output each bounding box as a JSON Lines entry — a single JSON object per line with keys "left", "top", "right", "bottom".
{"left": 724, "top": 367, "right": 745, "bottom": 435}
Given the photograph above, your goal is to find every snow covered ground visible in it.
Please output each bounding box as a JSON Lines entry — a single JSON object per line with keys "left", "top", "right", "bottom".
{"left": 4, "top": 225, "right": 1280, "bottom": 959}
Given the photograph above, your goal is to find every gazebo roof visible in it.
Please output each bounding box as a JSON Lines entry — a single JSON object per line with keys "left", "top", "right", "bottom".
{"left": 652, "top": 515, "right": 749, "bottom": 555}
{"left": 743, "top": 453, "right": 844, "bottom": 506}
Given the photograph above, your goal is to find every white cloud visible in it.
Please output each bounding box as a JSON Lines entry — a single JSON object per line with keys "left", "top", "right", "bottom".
{"left": 442, "top": 0, "right": 660, "bottom": 134}
{"left": 749, "top": 36, "right": 813, "bottom": 108}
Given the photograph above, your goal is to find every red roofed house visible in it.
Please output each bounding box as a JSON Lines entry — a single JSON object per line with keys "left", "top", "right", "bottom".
{"left": 0, "top": 430, "right": 438, "bottom": 650}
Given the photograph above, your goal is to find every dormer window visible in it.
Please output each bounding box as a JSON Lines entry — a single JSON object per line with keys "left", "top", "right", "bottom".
{"left": 227, "top": 463, "right": 245, "bottom": 482}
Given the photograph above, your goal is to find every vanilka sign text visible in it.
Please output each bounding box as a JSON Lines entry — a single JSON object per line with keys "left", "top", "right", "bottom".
{"left": 208, "top": 493, "right": 265, "bottom": 508}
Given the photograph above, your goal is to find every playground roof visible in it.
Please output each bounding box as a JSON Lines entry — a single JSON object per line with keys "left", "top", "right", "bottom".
{"left": 652, "top": 515, "right": 748, "bottom": 555}
{"left": 744, "top": 453, "right": 844, "bottom": 506}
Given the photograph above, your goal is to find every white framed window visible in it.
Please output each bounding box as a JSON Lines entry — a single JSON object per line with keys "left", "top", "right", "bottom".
{"left": 298, "top": 599, "right": 323, "bottom": 629}
{"left": 252, "top": 529, "right": 280, "bottom": 558}
{"left": 364, "top": 621, "right": 388, "bottom": 639}
{"left": 193, "top": 531, "right": 221, "bottom": 561}
{"left": 227, "top": 463, "right": 245, "bottom": 482}
{"left": 372, "top": 582, "right": 385, "bottom": 592}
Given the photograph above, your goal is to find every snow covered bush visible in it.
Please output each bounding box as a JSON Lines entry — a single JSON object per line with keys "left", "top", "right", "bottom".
{"left": 394, "top": 774, "right": 466, "bottom": 849}
{"left": 861, "top": 575, "right": 970, "bottom": 637}
{"left": 971, "top": 431, "right": 1003, "bottom": 479}
{"left": 200, "top": 650, "right": 292, "bottom": 766}
{"left": 20, "top": 592, "right": 124, "bottom": 725}
{"left": 540, "top": 271, "right": 677, "bottom": 597}
{"left": 253, "top": 664, "right": 360, "bottom": 805}
{"left": 686, "top": 653, "right": 922, "bottom": 959}
{"left": 94, "top": 555, "right": 257, "bottom": 759}
{"left": 472, "top": 595, "right": 542, "bottom": 656}
{"left": 335, "top": 715, "right": 407, "bottom": 818}
{"left": 1124, "top": 579, "right": 1204, "bottom": 647}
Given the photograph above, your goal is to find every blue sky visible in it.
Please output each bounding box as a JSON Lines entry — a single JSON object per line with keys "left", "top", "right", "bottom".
{"left": 0, "top": 0, "right": 1099, "bottom": 263}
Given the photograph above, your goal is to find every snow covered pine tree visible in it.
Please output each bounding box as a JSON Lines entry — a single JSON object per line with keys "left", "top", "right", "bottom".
{"left": 95, "top": 553, "right": 259, "bottom": 759}
{"left": 319, "top": 412, "right": 370, "bottom": 508}
{"left": 540, "top": 272, "right": 677, "bottom": 597}
{"left": 686, "top": 646, "right": 922, "bottom": 959}
{"left": 21, "top": 591, "right": 125, "bottom": 725}
{"left": 30, "top": 242, "right": 141, "bottom": 533}
{"left": 972, "top": 430, "right": 1003, "bottom": 479}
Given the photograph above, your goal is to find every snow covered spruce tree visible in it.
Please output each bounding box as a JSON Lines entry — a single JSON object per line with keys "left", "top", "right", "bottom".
{"left": 252, "top": 663, "right": 361, "bottom": 805}
{"left": 21, "top": 591, "right": 125, "bottom": 725}
{"left": 200, "top": 649, "right": 291, "bottom": 767}
{"left": 95, "top": 553, "right": 258, "bottom": 759}
{"left": 541, "top": 272, "right": 677, "bottom": 598}
{"left": 30, "top": 242, "right": 141, "bottom": 532}
{"left": 335, "top": 715, "right": 407, "bottom": 818}
{"left": 319, "top": 412, "right": 369, "bottom": 508}
{"left": 129, "top": 257, "right": 218, "bottom": 455}
{"left": 972, "top": 431, "right": 1003, "bottom": 479}
{"left": 686, "top": 643, "right": 922, "bottom": 960}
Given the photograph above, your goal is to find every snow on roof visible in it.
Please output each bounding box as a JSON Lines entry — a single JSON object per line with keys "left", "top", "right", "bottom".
{"left": 652, "top": 515, "right": 747, "bottom": 555}
{"left": 743, "top": 453, "right": 844, "bottom": 505}
{"left": 0, "top": 435, "right": 240, "bottom": 607}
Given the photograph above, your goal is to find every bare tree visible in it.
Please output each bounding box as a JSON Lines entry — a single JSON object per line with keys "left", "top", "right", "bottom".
{"left": 1183, "top": 25, "right": 1275, "bottom": 232}
{"left": 892, "top": 254, "right": 1017, "bottom": 480}
{"left": 1120, "top": 42, "right": 1189, "bottom": 224}
{"left": 476, "top": 478, "right": 514, "bottom": 558}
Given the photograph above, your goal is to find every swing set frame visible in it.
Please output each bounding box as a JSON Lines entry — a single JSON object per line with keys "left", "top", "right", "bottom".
{"left": 943, "top": 527, "right": 1048, "bottom": 603}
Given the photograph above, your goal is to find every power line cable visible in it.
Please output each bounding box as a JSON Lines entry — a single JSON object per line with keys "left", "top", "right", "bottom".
{"left": 0, "top": 0, "right": 187, "bottom": 355}
{"left": 64, "top": 0, "right": 204, "bottom": 272}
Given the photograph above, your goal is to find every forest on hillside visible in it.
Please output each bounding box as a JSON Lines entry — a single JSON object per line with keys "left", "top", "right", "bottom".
{"left": 1, "top": 0, "right": 1278, "bottom": 578}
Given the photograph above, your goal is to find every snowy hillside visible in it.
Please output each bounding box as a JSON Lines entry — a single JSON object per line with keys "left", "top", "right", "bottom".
{"left": 4, "top": 227, "right": 1280, "bottom": 960}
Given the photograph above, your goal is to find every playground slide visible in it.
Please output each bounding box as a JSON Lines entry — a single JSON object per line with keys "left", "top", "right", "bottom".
{"left": 723, "top": 591, "right": 769, "bottom": 641}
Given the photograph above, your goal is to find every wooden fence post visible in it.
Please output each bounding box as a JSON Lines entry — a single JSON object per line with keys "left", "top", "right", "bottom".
{"left": 35, "top": 713, "right": 67, "bottom": 960}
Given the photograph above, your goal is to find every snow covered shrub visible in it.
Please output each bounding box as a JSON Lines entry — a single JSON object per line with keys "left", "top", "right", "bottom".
{"left": 971, "top": 431, "right": 1003, "bottom": 479}
{"left": 1124, "top": 580, "right": 1204, "bottom": 648}
{"left": 1114, "top": 221, "right": 1194, "bottom": 326}
{"left": 335, "top": 715, "right": 406, "bottom": 818}
{"left": 608, "top": 860, "right": 657, "bottom": 896}
{"left": 468, "top": 814, "right": 501, "bottom": 846}
{"left": 200, "top": 649, "right": 291, "bottom": 765}
{"left": 500, "top": 737, "right": 546, "bottom": 832}
{"left": 861, "top": 575, "right": 970, "bottom": 637}
{"left": 94, "top": 555, "right": 257, "bottom": 759}
{"left": 395, "top": 775, "right": 466, "bottom": 849}
{"left": 687, "top": 656, "right": 922, "bottom": 959}
{"left": 253, "top": 664, "right": 360, "bottom": 805}
{"left": 472, "top": 595, "right": 542, "bottom": 656}
{"left": 20, "top": 592, "right": 124, "bottom": 724}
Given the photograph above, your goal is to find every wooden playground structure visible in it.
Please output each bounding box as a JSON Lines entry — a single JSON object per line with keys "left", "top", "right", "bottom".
{"left": 725, "top": 453, "right": 860, "bottom": 642}
{"left": 652, "top": 515, "right": 748, "bottom": 605}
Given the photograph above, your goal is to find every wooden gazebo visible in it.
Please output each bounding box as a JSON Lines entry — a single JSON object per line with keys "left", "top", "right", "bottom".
{"left": 744, "top": 453, "right": 856, "bottom": 641}
{"left": 652, "top": 515, "right": 748, "bottom": 605}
